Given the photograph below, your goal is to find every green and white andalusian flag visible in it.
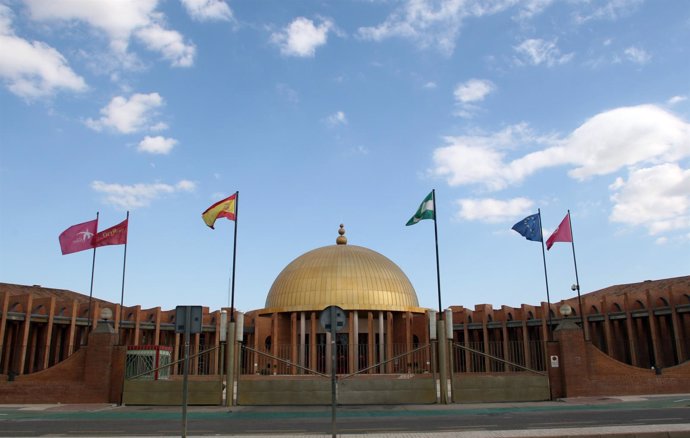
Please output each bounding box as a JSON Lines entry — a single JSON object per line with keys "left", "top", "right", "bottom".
{"left": 406, "top": 191, "right": 435, "bottom": 226}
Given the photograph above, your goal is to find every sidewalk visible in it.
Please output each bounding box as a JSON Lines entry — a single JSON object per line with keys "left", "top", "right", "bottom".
{"left": 2, "top": 394, "right": 689, "bottom": 437}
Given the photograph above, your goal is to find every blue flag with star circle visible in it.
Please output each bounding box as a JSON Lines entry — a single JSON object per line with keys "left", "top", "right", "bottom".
{"left": 512, "top": 213, "right": 542, "bottom": 242}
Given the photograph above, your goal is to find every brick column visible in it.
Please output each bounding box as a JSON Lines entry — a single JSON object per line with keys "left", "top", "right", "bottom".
{"left": 554, "top": 318, "right": 589, "bottom": 397}
{"left": 85, "top": 320, "right": 125, "bottom": 403}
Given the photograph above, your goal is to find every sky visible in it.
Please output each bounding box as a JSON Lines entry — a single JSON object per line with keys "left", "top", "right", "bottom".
{"left": 1, "top": 0, "right": 689, "bottom": 315}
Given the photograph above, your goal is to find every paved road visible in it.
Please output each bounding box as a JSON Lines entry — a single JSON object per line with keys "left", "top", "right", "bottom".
{"left": 1, "top": 394, "right": 690, "bottom": 437}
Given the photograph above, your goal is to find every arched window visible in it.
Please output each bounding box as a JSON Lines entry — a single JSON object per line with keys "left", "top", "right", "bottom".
{"left": 590, "top": 305, "right": 599, "bottom": 314}
{"left": 264, "top": 336, "right": 272, "bottom": 351}
{"left": 656, "top": 297, "right": 669, "bottom": 308}
{"left": 611, "top": 302, "right": 623, "bottom": 312}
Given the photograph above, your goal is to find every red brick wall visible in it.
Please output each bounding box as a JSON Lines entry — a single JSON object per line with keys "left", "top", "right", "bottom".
{"left": 0, "top": 328, "right": 126, "bottom": 404}
{"left": 555, "top": 325, "right": 690, "bottom": 398}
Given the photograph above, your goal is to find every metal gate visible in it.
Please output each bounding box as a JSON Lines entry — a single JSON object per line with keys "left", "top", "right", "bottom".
{"left": 450, "top": 341, "right": 550, "bottom": 403}
{"left": 237, "top": 342, "right": 436, "bottom": 405}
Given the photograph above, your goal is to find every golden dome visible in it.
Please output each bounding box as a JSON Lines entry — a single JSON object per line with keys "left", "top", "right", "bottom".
{"left": 263, "top": 226, "right": 423, "bottom": 314}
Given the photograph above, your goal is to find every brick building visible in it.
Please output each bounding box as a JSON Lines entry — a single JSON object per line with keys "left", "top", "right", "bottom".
{"left": 0, "top": 226, "right": 689, "bottom": 404}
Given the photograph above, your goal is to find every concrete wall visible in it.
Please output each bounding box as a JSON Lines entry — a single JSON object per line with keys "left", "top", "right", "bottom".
{"left": 452, "top": 373, "right": 550, "bottom": 403}
{"left": 237, "top": 375, "right": 436, "bottom": 405}
{"left": 122, "top": 380, "right": 222, "bottom": 405}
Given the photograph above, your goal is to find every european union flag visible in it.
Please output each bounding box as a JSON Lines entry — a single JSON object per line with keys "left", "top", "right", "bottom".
{"left": 512, "top": 213, "right": 542, "bottom": 242}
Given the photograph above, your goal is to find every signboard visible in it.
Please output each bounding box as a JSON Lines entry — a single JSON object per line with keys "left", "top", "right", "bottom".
{"left": 319, "top": 305, "right": 346, "bottom": 332}
{"left": 175, "top": 306, "right": 202, "bottom": 334}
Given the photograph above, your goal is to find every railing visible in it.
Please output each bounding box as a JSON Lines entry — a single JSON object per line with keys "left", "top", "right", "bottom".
{"left": 239, "top": 343, "right": 433, "bottom": 376}
{"left": 451, "top": 340, "right": 546, "bottom": 373}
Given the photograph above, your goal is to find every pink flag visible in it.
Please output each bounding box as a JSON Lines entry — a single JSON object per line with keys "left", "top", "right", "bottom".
{"left": 93, "top": 219, "right": 128, "bottom": 247}
{"left": 546, "top": 213, "right": 572, "bottom": 250}
{"left": 59, "top": 219, "right": 98, "bottom": 255}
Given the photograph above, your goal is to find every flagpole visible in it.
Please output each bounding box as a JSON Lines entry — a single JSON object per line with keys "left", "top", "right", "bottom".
{"left": 432, "top": 189, "right": 443, "bottom": 316}
{"left": 119, "top": 211, "right": 130, "bottom": 314}
{"left": 567, "top": 210, "right": 586, "bottom": 341}
{"left": 86, "top": 211, "right": 99, "bottom": 336}
{"left": 229, "top": 191, "right": 239, "bottom": 323}
{"left": 537, "top": 209, "right": 553, "bottom": 341}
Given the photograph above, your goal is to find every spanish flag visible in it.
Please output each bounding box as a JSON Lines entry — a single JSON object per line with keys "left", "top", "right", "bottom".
{"left": 202, "top": 193, "right": 237, "bottom": 229}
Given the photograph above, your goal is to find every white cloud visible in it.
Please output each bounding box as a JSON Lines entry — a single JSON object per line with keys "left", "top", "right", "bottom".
{"left": 623, "top": 46, "right": 650, "bottom": 64}
{"left": 357, "top": 0, "right": 517, "bottom": 55}
{"left": 92, "top": 179, "right": 196, "bottom": 210}
{"left": 0, "top": 5, "right": 86, "bottom": 99}
{"left": 668, "top": 95, "right": 687, "bottom": 105}
{"left": 432, "top": 105, "right": 690, "bottom": 234}
{"left": 432, "top": 123, "right": 551, "bottom": 190}
{"left": 514, "top": 0, "right": 554, "bottom": 20}
{"left": 572, "top": 0, "right": 643, "bottom": 24}
{"left": 514, "top": 38, "right": 574, "bottom": 67}
{"left": 135, "top": 24, "right": 196, "bottom": 67}
{"left": 271, "top": 17, "right": 332, "bottom": 58}
{"left": 25, "top": 0, "right": 195, "bottom": 68}
{"left": 138, "top": 135, "right": 177, "bottom": 154}
{"left": 563, "top": 105, "right": 690, "bottom": 179}
{"left": 86, "top": 92, "right": 165, "bottom": 133}
{"left": 432, "top": 105, "right": 690, "bottom": 190}
{"left": 423, "top": 81, "right": 437, "bottom": 89}
{"left": 454, "top": 79, "right": 495, "bottom": 103}
{"left": 180, "top": 0, "right": 233, "bottom": 22}
{"left": 609, "top": 164, "right": 690, "bottom": 235}
{"left": 455, "top": 197, "right": 535, "bottom": 223}
{"left": 276, "top": 83, "right": 299, "bottom": 104}
{"left": 325, "top": 111, "right": 347, "bottom": 126}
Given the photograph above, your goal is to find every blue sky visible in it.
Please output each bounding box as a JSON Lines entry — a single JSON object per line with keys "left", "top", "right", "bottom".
{"left": 1, "top": 0, "right": 689, "bottom": 314}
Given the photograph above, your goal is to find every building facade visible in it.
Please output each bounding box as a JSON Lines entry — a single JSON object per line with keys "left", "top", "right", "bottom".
{"left": 1, "top": 225, "right": 689, "bottom": 403}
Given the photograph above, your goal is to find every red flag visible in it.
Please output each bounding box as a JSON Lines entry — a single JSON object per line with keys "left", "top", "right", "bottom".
{"left": 546, "top": 213, "right": 572, "bottom": 250}
{"left": 59, "top": 219, "right": 98, "bottom": 255}
{"left": 94, "top": 219, "right": 128, "bottom": 247}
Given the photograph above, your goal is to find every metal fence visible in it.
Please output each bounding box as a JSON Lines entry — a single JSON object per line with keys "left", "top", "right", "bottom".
{"left": 240, "top": 343, "right": 433, "bottom": 376}
{"left": 451, "top": 340, "right": 546, "bottom": 373}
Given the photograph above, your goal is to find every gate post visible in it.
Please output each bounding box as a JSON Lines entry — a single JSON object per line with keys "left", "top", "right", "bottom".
{"left": 225, "top": 321, "right": 236, "bottom": 407}
{"left": 553, "top": 314, "right": 588, "bottom": 397}
{"left": 437, "top": 319, "right": 449, "bottom": 404}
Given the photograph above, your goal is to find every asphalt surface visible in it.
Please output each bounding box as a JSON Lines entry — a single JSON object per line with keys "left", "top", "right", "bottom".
{"left": 1, "top": 394, "right": 690, "bottom": 437}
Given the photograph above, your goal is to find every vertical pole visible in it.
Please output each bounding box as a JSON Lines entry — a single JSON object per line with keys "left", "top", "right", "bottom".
{"left": 120, "top": 211, "right": 130, "bottom": 310}
{"left": 330, "top": 306, "right": 337, "bottom": 438}
{"left": 432, "top": 189, "right": 442, "bottom": 316}
{"left": 182, "top": 310, "right": 191, "bottom": 438}
{"left": 86, "top": 211, "right": 99, "bottom": 336}
{"left": 437, "top": 319, "right": 448, "bottom": 404}
{"left": 226, "top": 321, "right": 236, "bottom": 407}
{"left": 537, "top": 209, "right": 553, "bottom": 341}
{"left": 229, "top": 191, "right": 239, "bottom": 322}
{"left": 567, "top": 210, "right": 586, "bottom": 341}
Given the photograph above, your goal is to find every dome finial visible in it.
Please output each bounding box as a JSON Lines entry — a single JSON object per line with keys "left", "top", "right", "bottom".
{"left": 336, "top": 224, "right": 347, "bottom": 245}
